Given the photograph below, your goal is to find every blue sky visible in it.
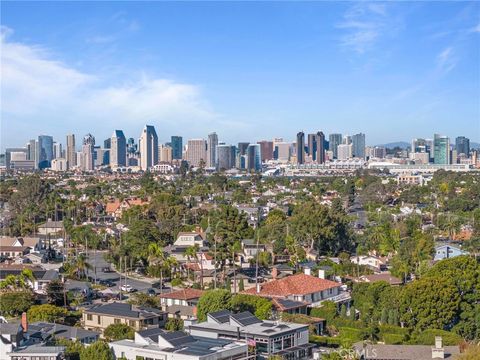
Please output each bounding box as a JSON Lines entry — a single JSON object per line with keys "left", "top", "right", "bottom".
{"left": 1, "top": 1, "right": 479, "bottom": 149}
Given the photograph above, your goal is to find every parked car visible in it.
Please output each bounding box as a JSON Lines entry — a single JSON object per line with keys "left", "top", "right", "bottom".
{"left": 102, "top": 267, "right": 114, "bottom": 273}
{"left": 146, "top": 288, "right": 156, "bottom": 297}
{"left": 120, "top": 284, "right": 134, "bottom": 293}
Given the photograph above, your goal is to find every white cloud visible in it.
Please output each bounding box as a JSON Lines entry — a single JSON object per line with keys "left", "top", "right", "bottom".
{"left": 0, "top": 27, "right": 239, "bottom": 147}
{"left": 337, "top": 3, "right": 395, "bottom": 54}
{"left": 436, "top": 46, "right": 457, "bottom": 74}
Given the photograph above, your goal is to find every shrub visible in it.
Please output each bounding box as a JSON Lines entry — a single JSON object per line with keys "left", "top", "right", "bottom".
{"left": 103, "top": 324, "right": 134, "bottom": 341}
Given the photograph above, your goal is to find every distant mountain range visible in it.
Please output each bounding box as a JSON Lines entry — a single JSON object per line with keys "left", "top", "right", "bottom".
{"left": 375, "top": 141, "right": 480, "bottom": 150}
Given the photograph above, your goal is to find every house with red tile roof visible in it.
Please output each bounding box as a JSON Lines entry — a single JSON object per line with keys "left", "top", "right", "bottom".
{"left": 243, "top": 272, "right": 349, "bottom": 307}
{"left": 105, "top": 197, "right": 149, "bottom": 219}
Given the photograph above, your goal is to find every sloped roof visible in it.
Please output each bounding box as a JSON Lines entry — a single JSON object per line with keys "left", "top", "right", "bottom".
{"left": 243, "top": 273, "right": 340, "bottom": 297}
{"left": 159, "top": 288, "right": 204, "bottom": 301}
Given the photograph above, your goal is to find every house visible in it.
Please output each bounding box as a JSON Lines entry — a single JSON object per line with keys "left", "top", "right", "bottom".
{"left": 158, "top": 288, "right": 204, "bottom": 320}
{"left": 271, "top": 298, "right": 309, "bottom": 315}
{"left": 350, "top": 255, "right": 387, "bottom": 272}
{"left": 82, "top": 302, "right": 167, "bottom": 332}
{"left": 37, "top": 219, "right": 64, "bottom": 236}
{"left": 0, "top": 264, "right": 59, "bottom": 293}
{"left": 105, "top": 197, "right": 149, "bottom": 219}
{"left": 0, "top": 322, "right": 23, "bottom": 360}
{"left": 240, "top": 239, "right": 266, "bottom": 262}
{"left": 174, "top": 229, "right": 206, "bottom": 247}
{"left": 109, "top": 328, "right": 250, "bottom": 360}
{"left": 353, "top": 273, "right": 402, "bottom": 286}
{"left": 352, "top": 337, "right": 460, "bottom": 360}
{"left": 434, "top": 244, "right": 469, "bottom": 261}
{"left": 7, "top": 345, "right": 65, "bottom": 360}
{"left": 0, "top": 246, "right": 30, "bottom": 259}
{"left": 0, "top": 236, "right": 43, "bottom": 253}
{"left": 27, "top": 322, "right": 100, "bottom": 345}
{"left": 187, "top": 310, "right": 313, "bottom": 359}
{"left": 242, "top": 271, "right": 349, "bottom": 307}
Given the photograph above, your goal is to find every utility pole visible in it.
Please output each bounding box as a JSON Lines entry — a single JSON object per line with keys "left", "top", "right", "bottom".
{"left": 255, "top": 230, "right": 260, "bottom": 292}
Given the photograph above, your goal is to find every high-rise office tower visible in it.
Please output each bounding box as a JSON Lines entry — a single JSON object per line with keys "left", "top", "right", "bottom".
{"left": 37, "top": 135, "right": 54, "bottom": 169}
{"left": 352, "top": 133, "right": 366, "bottom": 159}
{"left": 171, "top": 136, "right": 183, "bottom": 160}
{"left": 53, "top": 142, "right": 62, "bottom": 159}
{"left": 337, "top": 143, "right": 353, "bottom": 160}
{"left": 139, "top": 125, "right": 159, "bottom": 170}
{"left": 246, "top": 144, "right": 262, "bottom": 172}
{"left": 434, "top": 134, "right": 450, "bottom": 165}
{"left": 238, "top": 142, "right": 250, "bottom": 156}
{"left": 329, "top": 133, "right": 342, "bottom": 159}
{"left": 455, "top": 136, "right": 470, "bottom": 157}
{"left": 315, "top": 131, "right": 326, "bottom": 164}
{"left": 257, "top": 140, "right": 274, "bottom": 162}
{"left": 307, "top": 134, "right": 317, "bottom": 161}
{"left": 411, "top": 138, "right": 427, "bottom": 153}
{"left": 66, "top": 134, "right": 76, "bottom": 169}
{"left": 110, "top": 130, "right": 127, "bottom": 167}
{"left": 207, "top": 132, "right": 218, "bottom": 168}
{"left": 185, "top": 139, "right": 207, "bottom": 167}
{"left": 296, "top": 132, "right": 305, "bottom": 164}
{"left": 343, "top": 135, "right": 352, "bottom": 144}
{"left": 159, "top": 144, "right": 173, "bottom": 163}
{"left": 27, "top": 139, "right": 37, "bottom": 163}
{"left": 104, "top": 138, "right": 111, "bottom": 149}
{"left": 216, "top": 144, "right": 235, "bottom": 170}
{"left": 82, "top": 134, "right": 95, "bottom": 171}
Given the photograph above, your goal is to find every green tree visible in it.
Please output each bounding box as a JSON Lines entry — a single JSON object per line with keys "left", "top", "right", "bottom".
{"left": 165, "top": 318, "right": 184, "bottom": 331}
{"left": 55, "top": 339, "right": 84, "bottom": 360}
{"left": 103, "top": 324, "right": 134, "bottom": 341}
{"left": 46, "top": 279, "right": 66, "bottom": 306}
{"left": 197, "top": 289, "right": 232, "bottom": 321}
{"left": 0, "top": 291, "right": 34, "bottom": 316}
{"left": 27, "top": 304, "right": 68, "bottom": 323}
{"left": 400, "top": 276, "right": 460, "bottom": 332}
{"left": 80, "top": 340, "right": 114, "bottom": 360}
{"left": 229, "top": 294, "right": 272, "bottom": 320}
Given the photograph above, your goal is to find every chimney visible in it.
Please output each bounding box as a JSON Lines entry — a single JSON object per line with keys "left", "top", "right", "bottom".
{"left": 304, "top": 267, "right": 311, "bottom": 276}
{"left": 21, "top": 312, "right": 28, "bottom": 332}
{"left": 272, "top": 267, "right": 278, "bottom": 279}
{"left": 318, "top": 269, "right": 326, "bottom": 279}
{"left": 432, "top": 336, "right": 444, "bottom": 359}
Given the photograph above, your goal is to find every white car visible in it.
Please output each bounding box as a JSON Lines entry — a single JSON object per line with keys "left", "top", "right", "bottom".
{"left": 120, "top": 284, "right": 133, "bottom": 293}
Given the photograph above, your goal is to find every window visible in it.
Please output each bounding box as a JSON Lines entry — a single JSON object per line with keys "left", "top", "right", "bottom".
{"left": 97, "top": 315, "right": 101, "bottom": 325}
{"left": 87, "top": 314, "right": 93, "bottom": 321}
{"left": 129, "top": 320, "right": 136, "bottom": 327}
{"left": 114, "top": 318, "right": 121, "bottom": 324}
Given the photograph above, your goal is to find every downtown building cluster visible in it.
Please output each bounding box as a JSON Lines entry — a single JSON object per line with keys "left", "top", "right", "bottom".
{"left": 1, "top": 125, "right": 476, "bottom": 173}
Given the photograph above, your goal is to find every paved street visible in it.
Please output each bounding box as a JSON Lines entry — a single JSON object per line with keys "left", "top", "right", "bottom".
{"left": 85, "top": 251, "right": 153, "bottom": 292}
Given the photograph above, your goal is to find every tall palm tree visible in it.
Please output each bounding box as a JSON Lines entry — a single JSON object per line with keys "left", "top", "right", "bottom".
{"left": 70, "top": 254, "right": 92, "bottom": 279}
{"left": 228, "top": 241, "right": 241, "bottom": 294}
{"left": 184, "top": 245, "right": 197, "bottom": 284}
{"left": 147, "top": 243, "right": 166, "bottom": 294}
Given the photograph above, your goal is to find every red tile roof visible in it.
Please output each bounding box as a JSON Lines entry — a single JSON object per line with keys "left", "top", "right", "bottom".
{"left": 243, "top": 273, "right": 340, "bottom": 298}
{"left": 158, "top": 288, "right": 204, "bottom": 300}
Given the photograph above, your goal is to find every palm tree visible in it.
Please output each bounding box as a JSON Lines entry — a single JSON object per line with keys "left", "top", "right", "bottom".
{"left": 70, "top": 254, "right": 92, "bottom": 279}
{"left": 228, "top": 241, "right": 241, "bottom": 294}
{"left": 147, "top": 243, "right": 167, "bottom": 294}
{"left": 184, "top": 245, "right": 197, "bottom": 284}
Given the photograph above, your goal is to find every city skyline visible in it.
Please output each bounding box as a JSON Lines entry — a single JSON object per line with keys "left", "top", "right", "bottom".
{"left": 1, "top": 1, "right": 479, "bottom": 149}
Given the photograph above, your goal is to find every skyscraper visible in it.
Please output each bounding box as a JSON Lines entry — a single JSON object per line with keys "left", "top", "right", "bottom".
{"left": 110, "top": 130, "right": 127, "bottom": 167}
{"left": 352, "top": 133, "right": 366, "bottom": 159}
{"left": 66, "top": 134, "right": 76, "bottom": 169}
{"left": 185, "top": 139, "right": 207, "bottom": 167}
{"left": 434, "top": 134, "right": 450, "bottom": 165}
{"left": 257, "top": 140, "right": 274, "bottom": 162}
{"left": 315, "top": 131, "right": 326, "bottom": 164}
{"left": 455, "top": 136, "right": 470, "bottom": 157}
{"left": 307, "top": 133, "right": 317, "bottom": 161}
{"left": 296, "top": 132, "right": 305, "bottom": 164}
{"left": 104, "top": 138, "right": 111, "bottom": 149}
{"left": 238, "top": 142, "right": 250, "bottom": 156}
{"left": 329, "top": 133, "right": 342, "bottom": 159}
{"left": 171, "top": 136, "right": 183, "bottom": 160}
{"left": 337, "top": 143, "right": 352, "bottom": 160}
{"left": 37, "top": 135, "right": 54, "bottom": 169}
{"left": 27, "top": 139, "right": 36, "bottom": 163}
{"left": 246, "top": 144, "right": 262, "bottom": 172}
{"left": 216, "top": 144, "right": 235, "bottom": 170}
{"left": 159, "top": 144, "right": 173, "bottom": 163}
{"left": 139, "top": 125, "right": 159, "bottom": 170}
{"left": 207, "top": 132, "right": 218, "bottom": 168}
{"left": 82, "top": 134, "right": 95, "bottom": 171}
{"left": 53, "top": 142, "right": 62, "bottom": 159}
